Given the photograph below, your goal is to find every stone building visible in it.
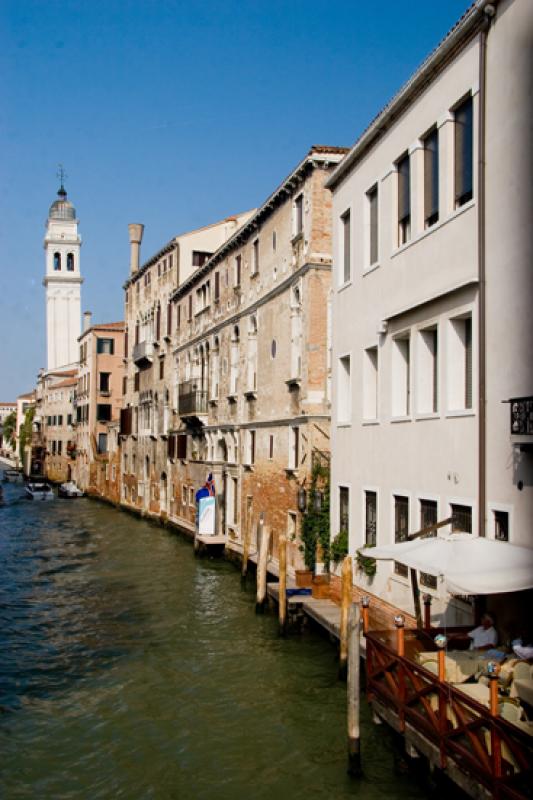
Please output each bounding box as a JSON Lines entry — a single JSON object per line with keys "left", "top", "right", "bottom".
{"left": 39, "top": 371, "right": 77, "bottom": 482}
{"left": 327, "top": 0, "right": 533, "bottom": 624}
{"left": 120, "top": 145, "right": 347, "bottom": 573}
{"left": 0, "top": 402, "right": 16, "bottom": 455}
{"left": 74, "top": 316, "right": 125, "bottom": 492}
{"left": 119, "top": 211, "right": 254, "bottom": 514}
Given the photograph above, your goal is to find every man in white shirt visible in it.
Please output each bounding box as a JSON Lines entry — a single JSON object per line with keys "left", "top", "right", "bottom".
{"left": 468, "top": 614, "right": 498, "bottom": 650}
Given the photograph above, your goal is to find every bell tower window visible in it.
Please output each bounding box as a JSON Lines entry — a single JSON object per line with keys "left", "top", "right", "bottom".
{"left": 54, "top": 252, "right": 61, "bottom": 271}
{"left": 67, "top": 253, "right": 74, "bottom": 271}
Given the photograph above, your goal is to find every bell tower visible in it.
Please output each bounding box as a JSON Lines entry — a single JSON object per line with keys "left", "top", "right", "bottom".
{"left": 43, "top": 169, "right": 83, "bottom": 370}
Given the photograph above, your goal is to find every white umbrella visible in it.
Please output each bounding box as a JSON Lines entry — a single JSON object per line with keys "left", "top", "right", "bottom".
{"left": 360, "top": 533, "right": 533, "bottom": 595}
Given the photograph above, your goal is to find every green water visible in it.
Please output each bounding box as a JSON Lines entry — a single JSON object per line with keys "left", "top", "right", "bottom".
{"left": 0, "top": 486, "right": 431, "bottom": 799}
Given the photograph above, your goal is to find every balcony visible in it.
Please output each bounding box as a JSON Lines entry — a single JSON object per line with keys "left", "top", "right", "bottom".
{"left": 179, "top": 380, "right": 207, "bottom": 421}
{"left": 133, "top": 341, "right": 154, "bottom": 366}
{"left": 510, "top": 396, "right": 533, "bottom": 452}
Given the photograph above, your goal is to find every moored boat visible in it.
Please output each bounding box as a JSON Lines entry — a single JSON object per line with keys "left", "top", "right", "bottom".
{"left": 58, "top": 481, "right": 84, "bottom": 498}
{"left": 25, "top": 482, "right": 54, "bottom": 501}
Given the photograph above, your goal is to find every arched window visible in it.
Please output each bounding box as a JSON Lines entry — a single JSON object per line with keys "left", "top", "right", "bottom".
{"left": 53, "top": 252, "right": 61, "bottom": 271}
{"left": 67, "top": 253, "right": 74, "bottom": 271}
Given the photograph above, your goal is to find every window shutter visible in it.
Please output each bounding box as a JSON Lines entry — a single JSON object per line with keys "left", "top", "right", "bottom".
{"left": 167, "top": 434, "right": 176, "bottom": 459}
{"left": 120, "top": 407, "right": 132, "bottom": 435}
{"left": 424, "top": 128, "right": 439, "bottom": 223}
{"left": 397, "top": 154, "right": 410, "bottom": 223}
{"left": 455, "top": 96, "right": 473, "bottom": 205}
{"left": 465, "top": 317, "right": 472, "bottom": 409}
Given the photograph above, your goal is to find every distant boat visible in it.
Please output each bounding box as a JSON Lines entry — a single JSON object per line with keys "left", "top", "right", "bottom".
{"left": 58, "top": 481, "right": 84, "bottom": 498}
{"left": 2, "top": 469, "right": 23, "bottom": 483}
{"left": 25, "top": 482, "right": 54, "bottom": 501}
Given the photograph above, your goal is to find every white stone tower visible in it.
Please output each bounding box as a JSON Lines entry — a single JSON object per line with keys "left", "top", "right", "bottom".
{"left": 43, "top": 179, "right": 83, "bottom": 370}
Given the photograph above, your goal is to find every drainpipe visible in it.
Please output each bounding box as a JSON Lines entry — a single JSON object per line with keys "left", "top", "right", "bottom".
{"left": 477, "top": 4, "right": 495, "bottom": 536}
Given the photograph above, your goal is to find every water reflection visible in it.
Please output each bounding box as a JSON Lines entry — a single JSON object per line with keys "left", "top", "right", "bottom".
{"left": 0, "top": 481, "right": 431, "bottom": 799}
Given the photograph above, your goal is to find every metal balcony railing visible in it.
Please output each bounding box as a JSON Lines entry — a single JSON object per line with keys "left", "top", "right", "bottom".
{"left": 510, "top": 396, "right": 533, "bottom": 435}
{"left": 179, "top": 380, "right": 207, "bottom": 417}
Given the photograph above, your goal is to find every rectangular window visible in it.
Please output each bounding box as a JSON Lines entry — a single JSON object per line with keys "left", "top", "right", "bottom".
{"left": 397, "top": 153, "right": 411, "bottom": 245}
{"left": 182, "top": 485, "right": 187, "bottom": 505}
{"left": 272, "top": 231, "right": 277, "bottom": 251}
{"left": 96, "top": 404, "right": 112, "bottom": 422}
{"left": 295, "top": 194, "right": 304, "bottom": 235}
{"left": 448, "top": 315, "right": 472, "bottom": 411}
{"left": 167, "top": 302, "right": 172, "bottom": 336}
{"left": 57, "top": 415, "right": 63, "bottom": 426}
{"left": 367, "top": 184, "right": 378, "bottom": 266}
{"left": 420, "top": 499, "right": 438, "bottom": 534}
{"left": 99, "top": 372, "right": 110, "bottom": 392}
{"left": 252, "top": 239, "right": 259, "bottom": 275}
{"left": 235, "top": 255, "right": 242, "bottom": 286}
{"left": 339, "top": 486, "right": 349, "bottom": 535}
{"left": 419, "top": 571, "right": 438, "bottom": 590}
{"left": 192, "top": 251, "right": 211, "bottom": 267}
{"left": 97, "top": 433, "right": 108, "bottom": 454}
{"left": 247, "top": 430, "right": 255, "bottom": 465}
{"left": 188, "top": 295, "right": 192, "bottom": 321}
{"left": 269, "top": 434, "right": 274, "bottom": 460}
{"left": 394, "top": 495, "right": 409, "bottom": 577}
{"left": 337, "top": 355, "right": 351, "bottom": 423}
{"left": 454, "top": 96, "right": 473, "bottom": 207}
{"left": 57, "top": 440, "right": 62, "bottom": 456}
{"left": 97, "top": 338, "right": 114, "bottom": 355}
{"left": 417, "top": 327, "right": 438, "bottom": 414}
{"left": 159, "top": 358, "right": 164, "bottom": 380}
{"left": 363, "top": 347, "right": 378, "bottom": 420}
{"left": 122, "top": 376, "right": 127, "bottom": 395}
{"left": 494, "top": 510, "right": 509, "bottom": 542}
{"left": 177, "top": 434, "right": 187, "bottom": 460}
{"left": 451, "top": 503, "right": 472, "bottom": 533}
{"left": 134, "top": 371, "right": 140, "bottom": 392}
{"left": 177, "top": 304, "right": 181, "bottom": 329}
{"left": 67, "top": 414, "right": 72, "bottom": 426}
{"left": 341, "top": 209, "right": 351, "bottom": 284}
{"left": 189, "top": 486, "right": 195, "bottom": 506}
{"left": 365, "top": 491, "right": 377, "bottom": 546}
{"left": 392, "top": 335, "right": 411, "bottom": 417}
{"left": 289, "top": 426, "right": 299, "bottom": 470}
{"left": 214, "top": 272, "right": 220, "bottom": 303}
{"left": 231, "top": 477, "right": 238, "bottom": 525}
{"left": 424, "top": 127, "right": 439, "bottom": 227}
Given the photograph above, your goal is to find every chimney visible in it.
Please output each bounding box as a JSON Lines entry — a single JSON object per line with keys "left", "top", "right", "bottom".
{"left": 128, "top": 223, "right": 144, "bottom": 275}
{"left": 83, "top": 311, "right": 92, "bottom": 332}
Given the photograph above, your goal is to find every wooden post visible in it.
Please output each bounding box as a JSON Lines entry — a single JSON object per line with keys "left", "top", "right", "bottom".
{"left": 410, "top": 568, "right": 423, "bottom": 628}
{"left": 488, "top": 671, "right": 502, "bottom": 778}
{"left": 339, "top": 556, "right": 353, "bottom": 677}
{"left": 423, "top": 594, "right": 432, "bottom": 631}
{"left": 256, "top": 524, "right": 270, "bottom": 612}
{"left": 347, "top": 603, "right": 362, "bottom": 777}
{"left": 241, "top": 513, "right": 252, "bottom": 579}
{"left": 437, "top": 649, "right": 445, "bottom": 682}
{"left": 278, "top": 533, "right": 287, "bottom": 634}
{"left": 361, "top": 597, "right": 370, "bottom": 635}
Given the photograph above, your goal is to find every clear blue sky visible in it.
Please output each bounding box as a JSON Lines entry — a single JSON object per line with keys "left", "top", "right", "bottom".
{"left": 0, "top": 0, "right": 471, "bottom": 399}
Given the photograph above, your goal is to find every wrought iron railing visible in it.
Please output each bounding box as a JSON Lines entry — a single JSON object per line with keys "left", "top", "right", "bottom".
{"left": 179, "top": 380, "right": 207, "bottom": 416}
{"left": 510, "top": 396, "right": 533, "bottom": 435}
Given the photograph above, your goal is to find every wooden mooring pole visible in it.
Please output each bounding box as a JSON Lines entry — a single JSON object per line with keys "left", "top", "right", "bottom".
{"left": 347, "top": 603, "right": 362, "bottom": 777}
{"left": 241, "top": 513, "right": 252, "bottom": 579}
{"left": 339, "top": 556, "right": 352, "bottom": 678}
{"left": 255, "top": 524, "right": 271, "bottom": 612}
{"left": 278, "top": 533, "right": 287, "bottom": 634}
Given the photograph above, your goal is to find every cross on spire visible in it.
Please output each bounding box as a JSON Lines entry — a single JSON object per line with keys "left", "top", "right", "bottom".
{"left": 57, "top": 163, "right": 67, "bottom": 194}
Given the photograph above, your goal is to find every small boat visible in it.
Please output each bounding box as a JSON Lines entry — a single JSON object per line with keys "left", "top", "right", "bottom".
{"left": 58, "top": 481, "right": 84, "bottom": 498}
{"left": 3, "top": 469, "right": 23, "bottom": 483}
{"left": 25, "top": 482, "right": 54, "bottom": 501}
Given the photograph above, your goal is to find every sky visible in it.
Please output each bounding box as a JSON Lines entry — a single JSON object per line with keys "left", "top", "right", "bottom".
{"left": 0, "top": 0, "right": 471, "bottom": 399}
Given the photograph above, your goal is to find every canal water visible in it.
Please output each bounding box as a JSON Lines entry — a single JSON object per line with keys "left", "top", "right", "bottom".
{"left": 0, "top": 482, "right": 430, "bottom": 799}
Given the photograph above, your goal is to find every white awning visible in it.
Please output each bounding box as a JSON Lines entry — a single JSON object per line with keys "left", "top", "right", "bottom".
{"left": 360, "top": 534, "right": 533, "bottom": 595}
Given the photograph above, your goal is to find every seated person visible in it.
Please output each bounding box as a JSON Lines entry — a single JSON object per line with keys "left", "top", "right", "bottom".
{"left": 468, "top": 614, "right": 498, "bottom": 651}
{"left": 448, "top": 613, "right": 498, "bottom": 652}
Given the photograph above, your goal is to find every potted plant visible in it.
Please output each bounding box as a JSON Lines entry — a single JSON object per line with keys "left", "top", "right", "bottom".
{"left": 330, "top": 529, "right": 349, "bottom": 574}
{"left": 356, "top": 545, "right": 377, "bottom": 579}
{"left": 297, "top": 462, "right": 331, "bottom": 593}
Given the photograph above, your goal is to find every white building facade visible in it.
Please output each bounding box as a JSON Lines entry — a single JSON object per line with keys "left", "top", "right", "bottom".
{"left": 43, "top": 184, "right": 83, "bottom": 371}
{"left": 328, "top": 0, "right": 533, "bottom": 624}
